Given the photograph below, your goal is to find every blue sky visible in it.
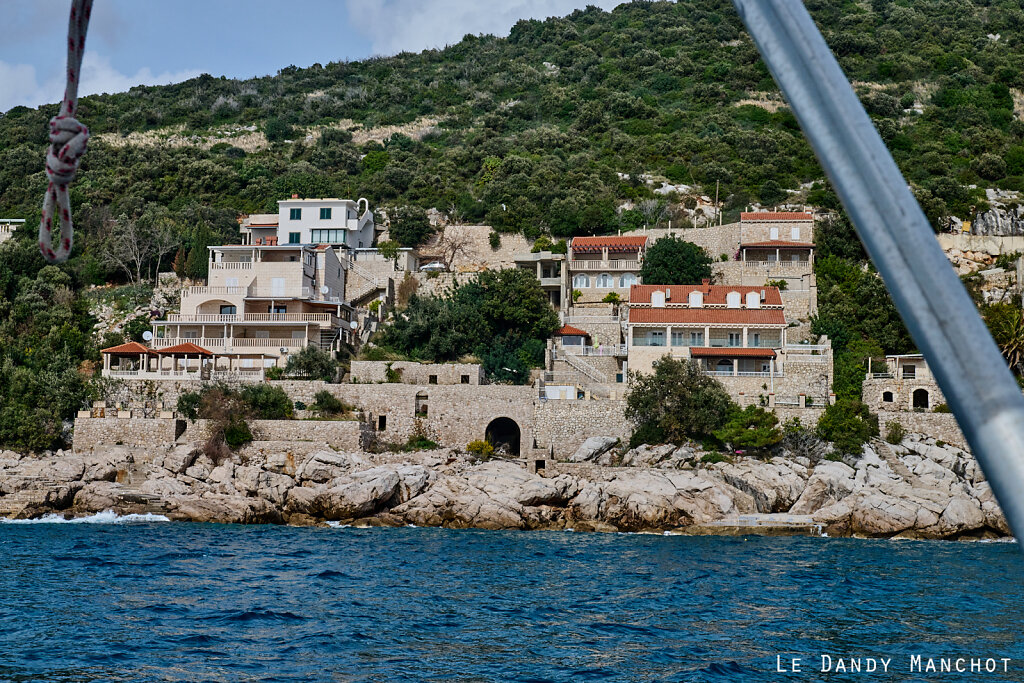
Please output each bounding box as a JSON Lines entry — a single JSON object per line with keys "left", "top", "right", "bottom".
{"left": 0, "top": 0, "right": 623, "bottom": 113}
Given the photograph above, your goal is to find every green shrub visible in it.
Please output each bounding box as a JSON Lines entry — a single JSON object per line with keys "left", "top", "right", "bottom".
{"left": 933, "top": 402, "right": 952, "bottom": 413}
{"left": 385, "top": 362, "right": 402, "bottom": 383}
{"left": 489, "top": 231, "right": 501, "bottom": 249}
{"left": 572, "top": 288, "right": 582, "bottom": 302}
{"left": 311, "top": 390, "right": 349, "bottom": 416}
{"left": 766, "top": 279, "right": 789, "bottom": 291}
{"left": 817, "top": 399, "right": 879, "bottom": 457}
{"left": 177, "top": 391, "right": 202, "bottom": 422}
{"left": 285, "top": 346, "right": 337, "bottom": 381}
{"left": 223, "top": 416, "right": 253, "bottom": 448}
{"left": 238, "top": 384, "right": 293, "bottom": 419}
{"left": 602, "top": 292, "right": 622, "bottom": 304}
{"left": 294, "top": 401, "right": 307, "bottom": 411}
{"left": 885, "top": 420, "right": 906, "bottom": 445}
{"left": 713, "top": 405, "right": 782, "bottom": 454}
{"left": 467, "top": 440, "right": 494, "bottom": 458}
{"left": 265, "top": 366, "right": 284, "bottom": 380}
{"left": 701, "top": 453, "right": 731, "bottom": 464}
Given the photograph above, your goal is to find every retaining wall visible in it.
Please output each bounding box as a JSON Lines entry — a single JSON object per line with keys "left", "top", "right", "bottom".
{"left": 72, "top": 417, "right": 182, "bottom": 451}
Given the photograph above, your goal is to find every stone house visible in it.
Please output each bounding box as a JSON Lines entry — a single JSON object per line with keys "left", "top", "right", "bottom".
{"left": 0, "top": 218, "right": 23, "bottom": 245}
{"left": 569, "top": 235, "right": 647, "bottom": 304}
{"left": 514, "top": 250, "right": 567, "bottom": 309}
{"left": 862, "top": 354, "right": 947, "bottom": 412}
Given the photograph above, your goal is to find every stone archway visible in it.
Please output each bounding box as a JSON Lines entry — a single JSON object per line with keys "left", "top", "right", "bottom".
{"left": 485, "top": 417, "right": 521, "bottom": 457}
{"left": 913, "top": 389, "right": 930, "bottom": 410}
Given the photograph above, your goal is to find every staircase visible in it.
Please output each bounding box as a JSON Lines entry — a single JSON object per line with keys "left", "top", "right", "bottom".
{"left": 872, "top": 439, "right": 915, "bottom": 483}
{"left": 560, "top": 350, "right": 609, "bottom": 384}
{"left": 319, "top": 328, "right": 340, "bottom": 351}
{"left": 347, "top": 261, "right": 385, "bottom": 305}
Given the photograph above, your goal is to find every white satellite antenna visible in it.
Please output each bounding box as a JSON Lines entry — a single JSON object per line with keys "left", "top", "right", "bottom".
{"left": 350, "top": 321, "right": 359, "bottom": 330}
{"left": 320, "top": 285, "right": 329, "bottom": 295}
{"left": 142, "top": 331, "right": 154, "bottom": 341}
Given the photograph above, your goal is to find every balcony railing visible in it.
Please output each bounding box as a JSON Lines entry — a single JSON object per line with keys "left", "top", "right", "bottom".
{"left": 560, "top": 344, "right": 628, "bottom": 357}
{"left": 247, "top": 286, "right": 314, "bottom": 299}
{"left": 741, "top": 260, "right": 809, "bottom": 268}
{"left": 569, "top": 259, "right": 640, "bottom": 271}
{"left": 704, "top": 370, "right": 780, "bottom": 378}
{"left": 166, "top": 313, "right": 335, "bottom": 323}
{"left": 184, "top": 285, "right": 247, "bottom": 297}
{"left": 151, "top": 337, "right": 309, "bottom": 351}
{"left": 210, "top": 261, "right": 253, "bottom": 270}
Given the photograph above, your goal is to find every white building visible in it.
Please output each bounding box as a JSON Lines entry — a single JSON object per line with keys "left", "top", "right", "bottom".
{"left": 0, "top": 218, "right": 24, "bottom": 245}
{"left": 240, "top": 196, "right": 375, "bottom": 250}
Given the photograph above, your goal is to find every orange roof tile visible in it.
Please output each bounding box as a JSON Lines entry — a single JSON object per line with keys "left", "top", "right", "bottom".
{"left": 628, "top": 308, "right": 787, "bottom": 326}
{"left": 100, "top": 341, "right": 155, "bottom": 355}
{"left": 629, "top": 284, "right": 784, "bottom": 307}
{"left": 555, "top": 324, "right": 589, "bottom": 337}
{"left": 690, "top": 347, "right": 777, "bottom": 358}
{"left": 741, "top": 240, "right": 815, "bottom": 249}
{"left": 740, "top": 212, "right": 813, "bottom": 221}
{"left": 571, "top": 235, "right": 648, "bottom": 252}
{"left": 156, "top": 342, "right": 214, "bottom": 355}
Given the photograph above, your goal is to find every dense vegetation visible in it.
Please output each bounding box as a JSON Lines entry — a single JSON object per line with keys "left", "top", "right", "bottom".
{"left": 638, "top": 236, "right": 714, "bottom": 285}
{"left": 374, "top": 269, "right": 559, "bottom": 383}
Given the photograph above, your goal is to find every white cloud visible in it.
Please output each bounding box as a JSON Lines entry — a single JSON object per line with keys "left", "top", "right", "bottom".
{"left": 0, "top": 52, "right": 202, "bottom": 112}
{"left": 345, "top": 0, "right": 622, "bottom": 56}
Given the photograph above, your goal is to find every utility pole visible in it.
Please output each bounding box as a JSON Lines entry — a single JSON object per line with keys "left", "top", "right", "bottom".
{"left": 716, "top": 180, "right": 723, "bottom": 226}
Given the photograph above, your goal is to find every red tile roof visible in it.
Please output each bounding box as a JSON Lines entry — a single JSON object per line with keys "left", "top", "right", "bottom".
{"left": 740, "top": 212, "right": 813, "bottom": 221}
{"left": 741, "top": 240, "right": 815, "bottom": 249}
{"left": 629, "top": 284, "right": 784, "bottom": 307}
{"left": 689, "top": 347, "right": 777, "bottom": 358}
{"left": 555, "top": 324, "right": 589, "bottom": 337}
{"left": 156, "top": 342, "right": 214, "bottom": 355}
{"left": 571, "top": 235, "right": 648, "bottom": 252}
{"left": 100, "top": 341, "right": 155, "bottom": 355}
{"left": 628, "top": 308, "right": 787, "bottom": 326}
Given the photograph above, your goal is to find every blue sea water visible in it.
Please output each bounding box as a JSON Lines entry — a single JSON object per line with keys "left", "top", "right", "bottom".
{"left": 0, "top": 519, "right": 1021, "bottom": 682}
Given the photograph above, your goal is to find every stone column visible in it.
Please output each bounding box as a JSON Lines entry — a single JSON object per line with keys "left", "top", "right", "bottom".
{"left": 704, "top": 325, "right": 710, "bottom": 346}
{"left": 742, "top": 326, "right": 748, "bottom": 347}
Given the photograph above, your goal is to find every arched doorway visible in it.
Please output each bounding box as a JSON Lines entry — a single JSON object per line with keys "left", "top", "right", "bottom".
{"left": 485, "top": 417, "right": 521, "bottom": 456}
{"left": 912, "top": 389, "right": 930, "bottom": 410}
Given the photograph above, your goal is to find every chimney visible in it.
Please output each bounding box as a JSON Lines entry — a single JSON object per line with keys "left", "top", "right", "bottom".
{"left": 665, "top": 288, "right": 671, "bottom": 300}
{"left": 702, "top": 278, "right": 711, "bottom": 294}
{"left": 292, "top": 193, "right": 299, "bottom": 199}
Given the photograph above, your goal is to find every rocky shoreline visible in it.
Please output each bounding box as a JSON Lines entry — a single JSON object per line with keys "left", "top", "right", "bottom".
{"left": 0, "top": 433, "right": 1009, "bottom": 539}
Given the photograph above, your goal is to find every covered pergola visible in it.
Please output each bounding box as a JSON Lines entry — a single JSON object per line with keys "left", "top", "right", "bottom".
{"left": 155, "top": 342, "right": 214, "bottom": 378}
{"left": 101, "top": 341, "right": 158, "bottom": 377}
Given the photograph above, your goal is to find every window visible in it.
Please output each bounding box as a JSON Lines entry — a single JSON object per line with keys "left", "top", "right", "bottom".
{"left": 271, "top": 278, "right": 285, "bottom": 297}
{"left": 619, "top": 273, "right": 637, "bottom": 288}
{"left": 882, "top": 391, "right": 894, "bottom": 403}
{"left": 770, "top": 227, "right": 779, "bottom": 240}
{"left": 913, "top": 389, "right": 929, "bottom": 409}
{"left": 649, "top": 330, "right": 665, "bottom": 346}
{"left": 752, "top": 333, "right": 761, "bottom": 347}
{"left": 690, "top": 332, "right": 704, "bottom": 346}
{"left": 573, "top": 273, "right": 590, "bottom": 288}
{"left": 429, "top": 375, "right": 438, "bottom": 385}
{"left": 651, "top": 291, "right": 666, "bottom": 308}
{"left": 263, "top": 358, "right": 276, "bottom": 368}
{"left": 745, "top": 291, "right": 760, "bottom": 308}
{"left": 320, "top": 207, "right": 332, "bottom": 220}
{"left": 242, "top": 359, "right": 254, "bottom": 368}
{"left": 726, "top": 291, "right": 741, "bottom": 308}
{"left": 288, "top": 232, "right": 300, "bottom": 244}
{"left": 596, "top": 273, "right": 614, "bottom": 288}
{"left": 377, "top": 415, "right": 387, "bottom": 431}
{"left": 902, "top": 364, "right": 916, "bottom": 379}
{"left": 688, "top": 291, "right": 703, "bottom": 308}
{"left": 671, "top": 331, "right": 684, "bottom": 347}
{"left": 728, "top": 333, "right": 741, "bottom": 347}
{"left": 716, "top": 359, "right": 734, "bottom": 372}
{"left": 225, "top": 277, "right": 239, "bottom": 288}
{"left": 461, "top": 374, "right": 470, "bottom": 384}
{"left": 310, "top": 229, "right": 346, "bottom": 243}
{"left": 219, "top": 305, "right": 237, "bottom": 316}
{"left": 289, "top": 208, "right": 301, "bottom": 220}
{"left": 269, "top": 305, "right": 287, "bottom": 314}
{"left": 791, "top": 227, "right": 801, "bottom": 240}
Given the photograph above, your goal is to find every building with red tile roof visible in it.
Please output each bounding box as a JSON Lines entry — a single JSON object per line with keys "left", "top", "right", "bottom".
{"left": 568, "top": 234, "right": 648, "bottom": 305}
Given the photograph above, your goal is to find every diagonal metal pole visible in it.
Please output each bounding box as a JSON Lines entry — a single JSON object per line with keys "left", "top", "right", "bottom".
{"left": 733, "top": 0, "right": 1024, "bottom": 542}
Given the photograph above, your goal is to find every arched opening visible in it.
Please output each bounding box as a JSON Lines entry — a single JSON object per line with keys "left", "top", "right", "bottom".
{"left": 882, "top": 391, "right": 894, "bottom": 403}
{"left": 913, "top": 389, "right": 930, "bottom": 410}
{"left": 716, "top": 359, "right": 734, "bottom": 374}
{"left": 485, "top": 417, "right": 521, "bottom": 457}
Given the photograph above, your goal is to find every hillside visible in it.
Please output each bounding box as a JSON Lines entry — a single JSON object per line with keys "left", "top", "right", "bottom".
{"left": 1, "top": 0, "right": 1023, "bottom": 450}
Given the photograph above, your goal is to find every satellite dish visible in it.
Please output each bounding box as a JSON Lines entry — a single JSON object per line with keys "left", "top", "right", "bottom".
{"left": 142, "top": 331, "right": 154, "bottom": 341}
{"left": 350, "top": 321, "right": 359, "bottom": 330}
{"left": 279, "top": 347, "right": 287, "bottom": 354}
{"left": 320, "top": 285, "right": 329, "bottom": 294}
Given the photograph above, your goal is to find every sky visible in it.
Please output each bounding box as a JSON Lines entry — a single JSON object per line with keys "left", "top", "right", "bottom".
{"left": 0, "top": 0, "right": 623, "bottom": 113}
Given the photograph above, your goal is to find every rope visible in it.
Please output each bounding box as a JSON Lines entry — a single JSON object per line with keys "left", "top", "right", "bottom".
{"left": 39, "top": 0, "right": 93, "bottom": 264}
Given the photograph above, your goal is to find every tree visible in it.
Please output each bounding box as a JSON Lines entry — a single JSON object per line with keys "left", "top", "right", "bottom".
{"left": 625, "top": 357, "right": 735, "bottom": 446}
{"left": 816, "top": 399, "right": 879, "bottom": 457}
{"left": 435, "top": 226, "right": 473, "bottom": 270}
{"left": 637, "top": 198, "right": 670, "bottom": 228}
{"left": 639, "top": 236, "right": 714, "bottom": 285}
{"left": 377, "top": 239, "right": 402, "bottom": 267}
{"left": 284, "top": 345, "right": 338, "bottom": 381}
{"left": 99, "top": 214, "right": 177, "bottom": 285}
{"left": 714, "top": 405, "right": 783, "bottom": 453}
{"left": 389, "top": 206, "right": 434, "bottom": 247}
{"left": 984, "top": 302, "right": 1024, "bottom": 377}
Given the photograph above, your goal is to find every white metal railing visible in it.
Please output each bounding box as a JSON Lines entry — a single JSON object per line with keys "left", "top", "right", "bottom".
{"left": 210, "top": 261, "right": 253, "bottom": 270}
{"left": 166, "top": 313, "right": 335, "bottom": 323}
{"left": 569, "top": 259, "right": 640, "bottom": 271}
{"left": 104, "top": 369, "right": 201, "bottom": 379}
{"left": 741, "top": 260, "right": 808, "bottom": 268}
{"left": 786, "top": 344, "right": 828, "bottom": 352}
{"left": 184, "top": 285, "right": 246, "bottom": 297}
{"left": 151, "top": 337, "right": 308, "bottom": 350}
{"left": 246, "top": 286, "right": 313, "bottom": 299}
{"left": 562, "top": 344, "right": 627, "bottom": 357}
{"left": 565, "top": 315, "right": 620, "bottom": 323}
{"left": 704, "top": 370, "right": 782, "bottom": 378}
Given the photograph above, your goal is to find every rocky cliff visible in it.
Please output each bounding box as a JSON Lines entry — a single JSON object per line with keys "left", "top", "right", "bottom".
{"left": 0, "top": 434, "right": 1007, "bottom": 539}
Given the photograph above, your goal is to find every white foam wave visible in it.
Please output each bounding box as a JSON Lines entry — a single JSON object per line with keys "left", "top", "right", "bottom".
{"left": 325, "top": 521, "right": 351, "bottom": 528}
{"left": 0, "top": 510, "right": 170, "bottom": 524}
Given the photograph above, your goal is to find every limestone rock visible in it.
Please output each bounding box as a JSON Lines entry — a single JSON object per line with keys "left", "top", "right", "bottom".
{"left": 790, "top": 461, "right": 856, "bottom": 514}
{"left": 295, "top": 450, "right": 368, "bottom": 484}
{"left": 569, "top": 437, "right": 618, "bottom": 463}
{"left": 313, "top": 467, "right": 400, "bottom": 520}
{"left": 168, "top": 494, "right": 283, "bottom": 524}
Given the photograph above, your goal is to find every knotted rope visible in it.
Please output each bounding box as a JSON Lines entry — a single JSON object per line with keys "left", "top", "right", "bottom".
{"left": 39, "top": 0, "right": 93, "bottom": 263}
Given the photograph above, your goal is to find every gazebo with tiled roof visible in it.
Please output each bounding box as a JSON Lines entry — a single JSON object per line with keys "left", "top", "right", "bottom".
{"left": 100, "top": 341, "right": 157, "bottom": 377}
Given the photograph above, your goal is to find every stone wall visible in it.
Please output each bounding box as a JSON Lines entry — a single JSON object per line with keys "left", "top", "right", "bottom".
{"left": 533, "top": 400, "right": 631, "bottom": 455}
{"left": 877, "top": 410, "right": 965, "bottom": 448}
{"left": 73, "top": 416, "right": 183, "bottom": 451}
{"left": 863, "top": 377, "right": 947, "bottom": 413}
{"left": 420, "top": 225, "right": 532, "bottom": 271}
{"left": 350, "top": 360, "right": 484, "bottom": 385}
{"left": 642, "top": 223, "right": 744, "bottom": 261}
{"left": 250, "top": 419, "right": 373, "bottom": 450}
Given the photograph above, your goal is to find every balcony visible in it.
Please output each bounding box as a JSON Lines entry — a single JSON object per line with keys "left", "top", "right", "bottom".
{"left": 569, "top": 259, "right": 640, "bottom": 271}
{"left": 184, "top": 285, "right": 247, "bottom": 297}
{"left": 741, "top": 260, "right": 809, "bottom": 268}
{"left": 151, "top": 337, "right": 309, "bottom": 352}
{"left": 210, "top": 261, "right": 253, "bottom": 270}
{"left": 560, "top": 344, "right": 628, "bottom": 357}
{"left": 246, "top": 286, "right": 314, "bottom": 299}
{"left": 166, "top": 313, "right": 336, "bottom": 324}
{"left": 539, "top": 277, "right": 562, "bottom": 288}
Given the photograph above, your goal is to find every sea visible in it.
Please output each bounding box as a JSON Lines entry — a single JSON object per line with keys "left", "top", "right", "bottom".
{"left": 0, "top": 516, "right": 1021, "bottom": 682}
